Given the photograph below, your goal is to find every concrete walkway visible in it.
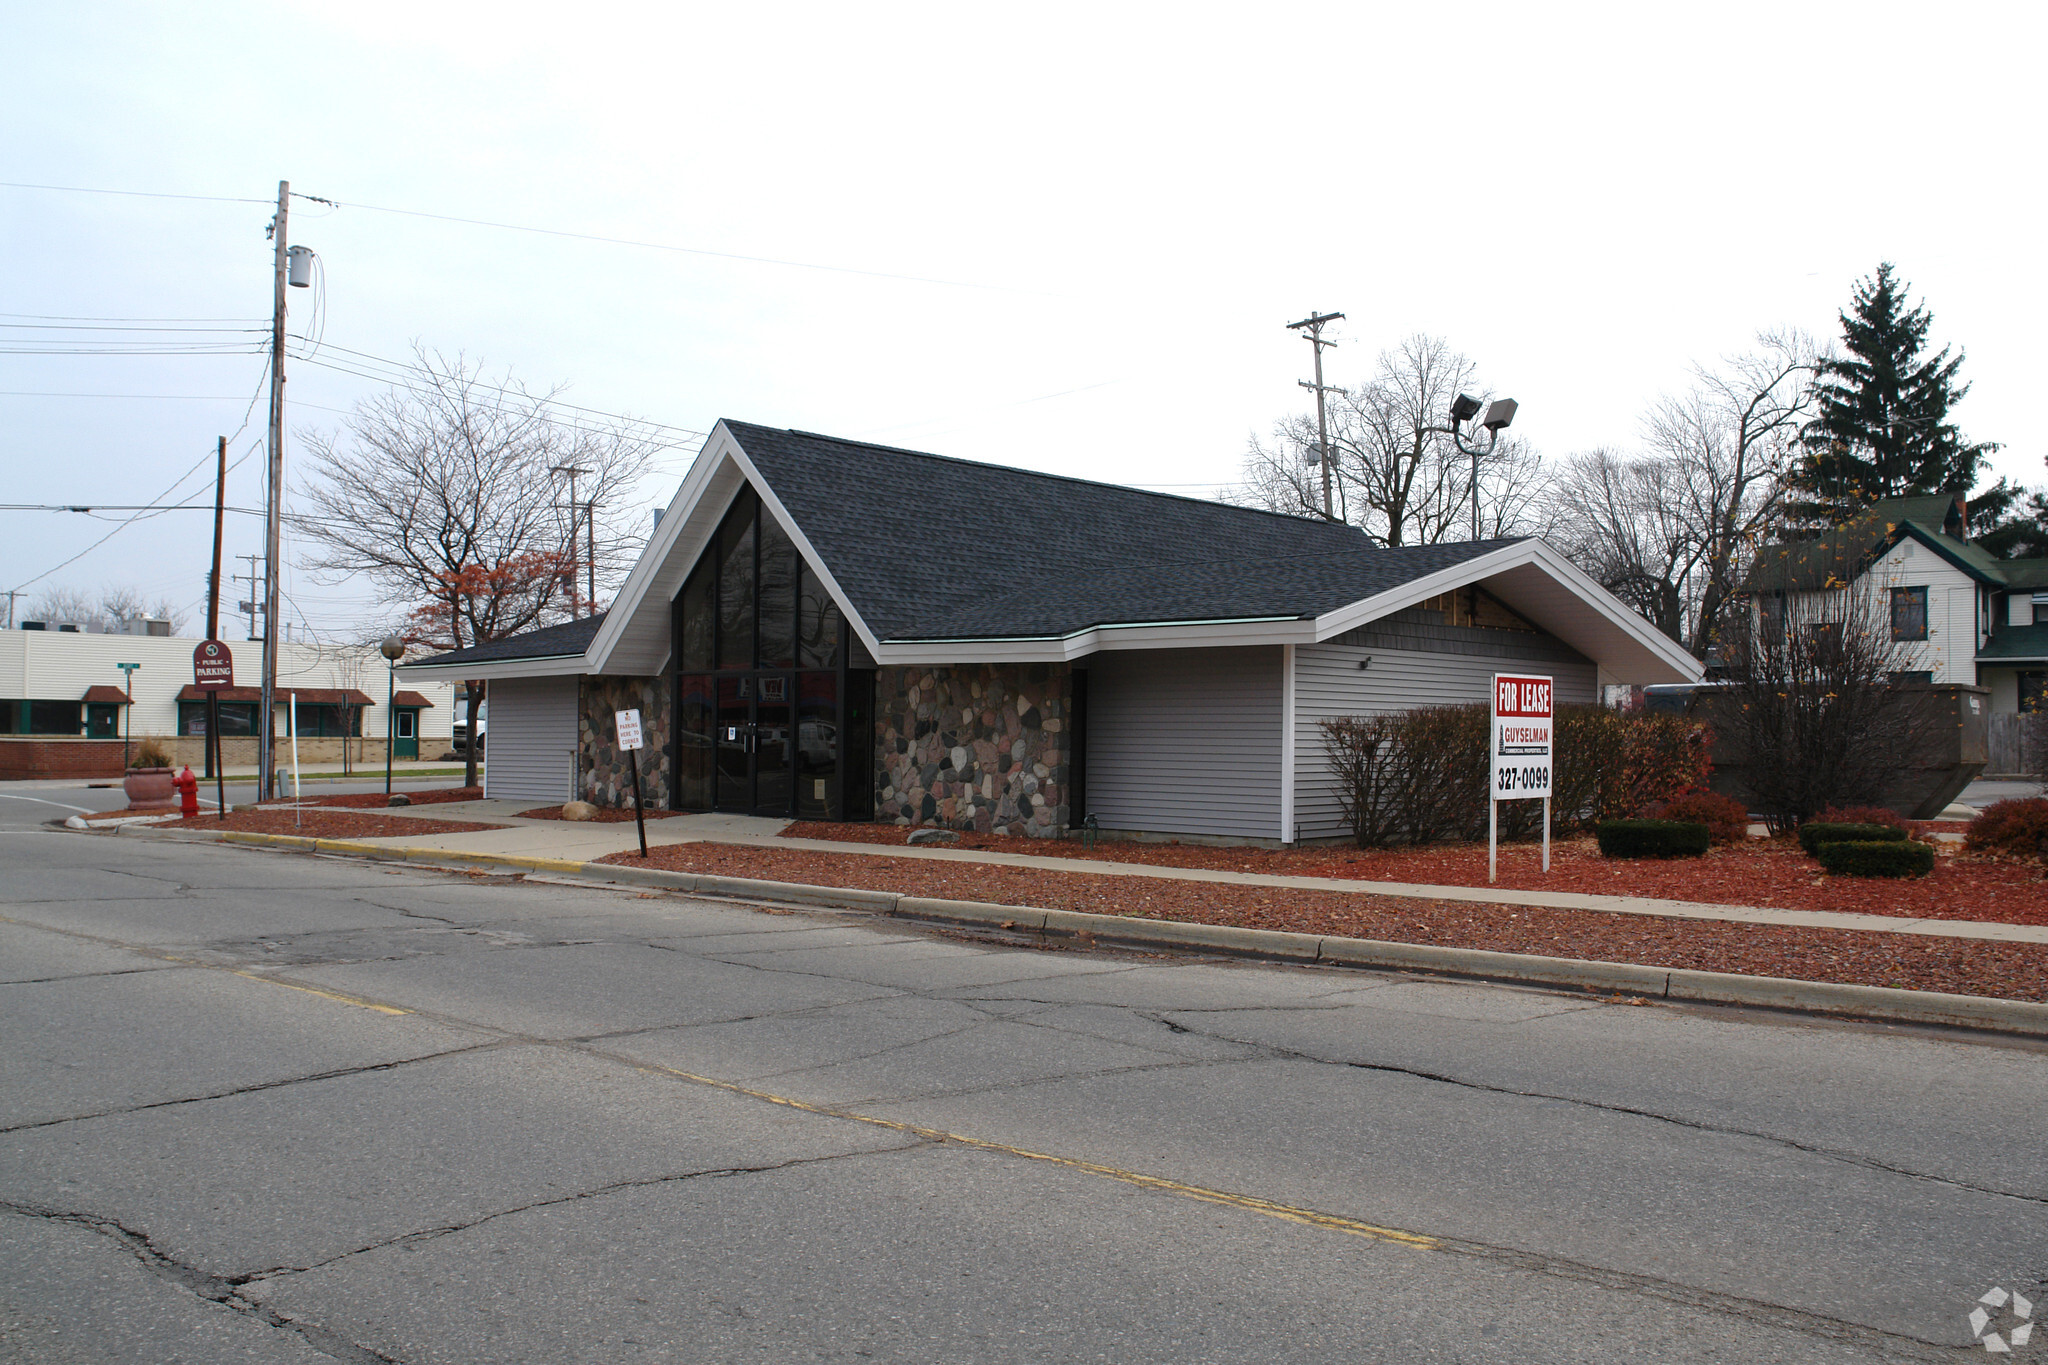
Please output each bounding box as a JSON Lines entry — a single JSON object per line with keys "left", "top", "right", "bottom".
{"left": 325, "top": 800, "right": 2048, "bottom": 946}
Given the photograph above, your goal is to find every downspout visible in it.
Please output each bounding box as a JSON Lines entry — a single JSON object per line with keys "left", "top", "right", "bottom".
{"left": 1279, "top": 644, "right": 1297, "bottom": 845}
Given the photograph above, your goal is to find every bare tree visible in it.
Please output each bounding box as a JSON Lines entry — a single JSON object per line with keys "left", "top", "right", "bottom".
{"left": 1546, "top": 332, "right": 1815, "bottom": 653}
{"left": 296, "top": 348, "right": 666, "bottom": 786}
{"left": 1547, "top": 449, "right": 1699, "bottom": 643}
{"left": 1235, "top": 334, "right": 1544, "bottom": 545}
{"left": 27, "top": 585, "right": 187, "bottom": 633}
{"left": 1657, "top": 331, "right": 1817, "bottom": 653}
{"left": 1712, "top": 578, "right": 1915, "bottom": 831}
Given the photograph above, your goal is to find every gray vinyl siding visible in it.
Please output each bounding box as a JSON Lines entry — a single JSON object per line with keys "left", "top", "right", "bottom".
{"left": 1293, "top": 639, "right": 1596, "bottom": 841}
{"left": 483, "top": 675, "right": 580, "bottom": 803}
{"left": 1084, "top": 646, "right": 1283, "bottom": 839}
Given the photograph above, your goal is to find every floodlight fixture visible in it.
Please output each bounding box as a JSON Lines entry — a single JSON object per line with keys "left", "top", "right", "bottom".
{"left": 1449, "top": 393, "right": 1483, "bottom": 424}
{"left": 1480, "top": 398, "right": 1518, "bottom": 432}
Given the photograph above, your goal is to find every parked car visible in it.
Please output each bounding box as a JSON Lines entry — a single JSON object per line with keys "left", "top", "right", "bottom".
{"left": 451, "top": 699, "right": 487, "bottom": 757}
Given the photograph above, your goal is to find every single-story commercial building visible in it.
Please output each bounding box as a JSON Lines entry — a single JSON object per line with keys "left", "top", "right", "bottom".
{"left": 401, "top": 421, "right": 1701, "bottom": 841}
{"left": 0, "top": 629, "right": 456, "bottom": 779}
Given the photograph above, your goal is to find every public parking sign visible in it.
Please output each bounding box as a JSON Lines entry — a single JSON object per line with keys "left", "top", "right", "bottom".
{"left": 615, "top": 708, "right": 644, "bottom": 751}
{"left": 1491, "top": 673, "right": 1553, "bottom": 798}
{"left": 193, "top": 640, "right": 234, "bottom": 690}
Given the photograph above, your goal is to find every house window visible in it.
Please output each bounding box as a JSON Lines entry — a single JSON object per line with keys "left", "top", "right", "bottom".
{"left": 290, "top": 702, "right": 363, "bottom": 738}
{"left": 1889, "top": 671, "right": 1933, "bottom": 686}
{"left": 396, "top": 711, "right": 415, "bottom": 739}
{"left": 1891, "top": 586, "right": 1928, "bottom": 641}
{"left": 1757, "top": 595, "right": 1785, "bottom": 638}
{"left": 27, "top": 700, "right": 82, "bottom": 734}
{"left": 179, "top": 701, "right": 262, "bottom": 736}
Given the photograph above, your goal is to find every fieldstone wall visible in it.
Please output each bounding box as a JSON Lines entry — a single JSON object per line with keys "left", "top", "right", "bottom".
{"left": 578, "top": 671, "right": 673, "bottom": 808}
{"left": 875, "top": 663, "right": 1071, "bottom": 837}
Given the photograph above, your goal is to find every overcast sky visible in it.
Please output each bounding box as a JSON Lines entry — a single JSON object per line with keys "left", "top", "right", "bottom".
{"left": 5, "top": 1, "right": 2044, "bottom": 642}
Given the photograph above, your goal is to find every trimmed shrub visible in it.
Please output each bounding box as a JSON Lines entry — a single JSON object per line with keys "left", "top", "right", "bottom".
{"left": 1647, "top": 789, "right": 1750, "bottom": 845}
{"left": 1963, "top": 798, "right": 2048, "bottom": 861}
{"left": 1320, "top": 703, "right": 1714, "bottom": 847}
{"left": 1814, "top": 805, "right": 1912, "bottom": 833}
{"left": 1596, "top": 819, "right": 1711, "bottom": 859}
{"left": 1814, "top": 839, "right": 1935, "bottom": 878}
{"left": 1797, "top": 821, "right": 1905, "bottom": 856}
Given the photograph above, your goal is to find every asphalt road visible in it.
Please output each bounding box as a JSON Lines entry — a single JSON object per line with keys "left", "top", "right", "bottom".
{"left": 2, "top": 797, "right": 2045, "bottom": 1362}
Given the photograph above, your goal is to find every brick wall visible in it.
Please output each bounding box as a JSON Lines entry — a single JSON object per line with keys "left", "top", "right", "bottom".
{"left": 0, "top": 737, "right": 128, "bottom": 780}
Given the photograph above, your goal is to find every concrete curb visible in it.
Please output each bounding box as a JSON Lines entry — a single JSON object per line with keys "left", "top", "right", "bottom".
{"left": 100, "top": 824, "right": 2048, "bottom": 1039}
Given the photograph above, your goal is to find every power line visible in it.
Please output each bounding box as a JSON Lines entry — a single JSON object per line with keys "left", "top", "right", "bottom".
{"left": 295, "top": 193, "right": 1044, "bottom": 296}
{"left": 0, "top": 180, "right": 271, "bottom": 205}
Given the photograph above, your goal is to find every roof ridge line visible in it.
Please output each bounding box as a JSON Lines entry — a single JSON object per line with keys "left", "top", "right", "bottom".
{"left": 729, "top": 421, "right": 1376, "bottom": 532}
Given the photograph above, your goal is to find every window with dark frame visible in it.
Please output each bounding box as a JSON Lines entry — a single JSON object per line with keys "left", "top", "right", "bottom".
{"left": 670, "top": 490, "right": 855, "bottom": 817}
{"left": 1891, "top": 586, "right": 1928, "bottom": 642}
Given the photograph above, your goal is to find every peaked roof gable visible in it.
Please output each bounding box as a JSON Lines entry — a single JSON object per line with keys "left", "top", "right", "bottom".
{"left": 724, "top": 422, "right": 1513, "bottom": 641}
{"left": 404, "top": 420, "right": 1701, "bottom": 684}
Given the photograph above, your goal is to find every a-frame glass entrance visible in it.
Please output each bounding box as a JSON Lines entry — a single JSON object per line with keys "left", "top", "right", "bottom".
{"left": 672, "top": 486, "right": 871, "bottom": 820}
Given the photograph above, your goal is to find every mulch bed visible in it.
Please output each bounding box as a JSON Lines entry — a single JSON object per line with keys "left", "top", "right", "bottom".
{"left": 595, "top": 840, "right": 2048, "bottom": 1003}
{"left": 516, "top": 805, "right": 678, "bottom": 822}
{"left": 288, "top": 786, "right": 485, "bottom": 809}
{"left": 158, "top": 809, "right": 506, "bottom": 838}
{"left": 780, "top": 822, "right": 2048, "bottom": 925}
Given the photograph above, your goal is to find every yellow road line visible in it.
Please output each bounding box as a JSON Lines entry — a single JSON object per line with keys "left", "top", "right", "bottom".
{"left": 225, "top": 970, "right": 412, "bottom": 1015}
{"left": 613, "top": 1055, "right": 1438, "bottom": 1250}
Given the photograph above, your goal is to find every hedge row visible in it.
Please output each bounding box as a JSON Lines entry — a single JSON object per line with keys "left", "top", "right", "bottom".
{"left": 1796, "top": 821, "right": 1905, "bottom": 856}
{"left": 1595, "top": 819, "right": 1710, "bottom": 859}
{"left": 1813, "top": 840, "right": 1935, "bottom": 878}
{"left": 1319, "top": 704, "right": 1711, "bottom": 848}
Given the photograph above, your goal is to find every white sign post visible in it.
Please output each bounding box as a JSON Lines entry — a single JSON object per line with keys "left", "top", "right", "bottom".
{"left": 1490, "top": 673, "right": 1554, "bottom": 883}
{"left": 615, "top": 708, "right": 649, "bottom": 857}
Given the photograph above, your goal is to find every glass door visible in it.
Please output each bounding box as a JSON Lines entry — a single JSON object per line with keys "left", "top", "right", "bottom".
{"left": 714, "top": 673, "right": 796, "bottom": 816}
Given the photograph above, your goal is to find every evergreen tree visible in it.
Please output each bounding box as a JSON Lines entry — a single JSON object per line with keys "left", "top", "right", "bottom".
{"left": 1786, "top": 263, "right": 1999, "bottom": 526}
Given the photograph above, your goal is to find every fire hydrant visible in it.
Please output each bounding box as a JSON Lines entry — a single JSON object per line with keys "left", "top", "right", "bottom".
{"left": 173, "top": 765, "right": 199, "bottom": 819}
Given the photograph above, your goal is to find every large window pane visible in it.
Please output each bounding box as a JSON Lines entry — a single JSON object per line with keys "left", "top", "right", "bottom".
{"left": 717, "top": 492, "right": 756, "bottom": 670}
{"left": 796, "top": 671, "right": 838, "bottom": 819}
{"left": 28, "top": 700, "right": 80, "bottom": 735}
{"left": 676, "top": 674, "right": 715, "bottom": 810}
{"left": 799, "top": 560, "right": 840, "bottom": 669}
{"left": 758, "top": 511, "right": 797, "bottom": 669}
{"left": 679, "top": 558, "right": 714, "bottom": 671}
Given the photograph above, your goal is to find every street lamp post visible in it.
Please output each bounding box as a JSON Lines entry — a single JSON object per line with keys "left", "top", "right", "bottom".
{"left": 379, "top": 635, "right": 406, "bottom": 797}
{"left": 1444, "top": 393, "right": 1519, "bottom": 540}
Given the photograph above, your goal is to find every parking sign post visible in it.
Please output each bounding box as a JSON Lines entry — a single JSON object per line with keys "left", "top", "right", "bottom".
{"left": 1490, "top": 674, "right": 1554, "bottom": 884}
{"left": 616, "top": 708, "right": 648, "bottom": 858}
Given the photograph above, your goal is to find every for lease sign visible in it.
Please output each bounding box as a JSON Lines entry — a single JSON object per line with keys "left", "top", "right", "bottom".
{"left": 1491, "top": 673, "right": 1552, "bottom": 799}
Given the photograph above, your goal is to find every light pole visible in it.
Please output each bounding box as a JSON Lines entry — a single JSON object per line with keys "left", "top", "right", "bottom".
{"left": 1444, "top": 393, "right": 1519, "bottom": 540}
{"left": 379, "top": 634, "right": 406, "bottom": 796}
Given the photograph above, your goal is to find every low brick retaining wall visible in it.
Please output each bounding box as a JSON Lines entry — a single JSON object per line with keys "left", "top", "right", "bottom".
{"left": 0, "top": 736, "right": 128, "bottom": 780}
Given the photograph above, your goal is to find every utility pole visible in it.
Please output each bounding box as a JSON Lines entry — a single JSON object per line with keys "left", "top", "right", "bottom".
{"left": 260, "top": 179, "right": 289, "bottom": 800}
{"left": 1287, "top": 311, "right": 1345, "bottom": 520}
{"left": 235, "top": 554, "right": 264, "bottom": 640}
{"left": 206, "top": 437, "right": 226, "bottom": 783}
{"left": 551, "top": 464, "right": 592, "bottom": 616}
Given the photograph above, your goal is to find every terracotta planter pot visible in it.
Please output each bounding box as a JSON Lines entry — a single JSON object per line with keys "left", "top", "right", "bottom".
{"left": 123, "top": 768, "right": 177, "bottom": 811}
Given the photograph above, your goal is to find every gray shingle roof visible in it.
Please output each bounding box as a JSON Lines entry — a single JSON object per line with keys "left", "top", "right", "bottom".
{"left": 727, "top": 423, "right": 1517, "bottom": 641}
{"left": 409, "top": 613, "right": 606, "bottom": 669}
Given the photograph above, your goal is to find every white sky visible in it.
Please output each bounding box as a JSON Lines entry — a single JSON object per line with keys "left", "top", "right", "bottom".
{"left": 5, "top": 1, "right": 2044, "bottom": 642}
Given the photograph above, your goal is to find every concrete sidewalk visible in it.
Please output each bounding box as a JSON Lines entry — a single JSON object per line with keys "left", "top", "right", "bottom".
{"left": 322, "top": 799, "right": 2048, "bottom": 946}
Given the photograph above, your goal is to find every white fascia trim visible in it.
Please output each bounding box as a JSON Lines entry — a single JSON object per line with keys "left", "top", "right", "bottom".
{"left": 723, "top": 440, "right": 889, "bottom": 665}
{"left": 584, "top": 427, "right": 732, "bottom": 676}
{"left": 869, "top": 616, "right": 1312, "bottom": 665}
{"left": 396, "top": 655, "right": 590, "bottom": 683}
{"left": 1309, "top": 539, "right": 1704, "bottom": 681}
